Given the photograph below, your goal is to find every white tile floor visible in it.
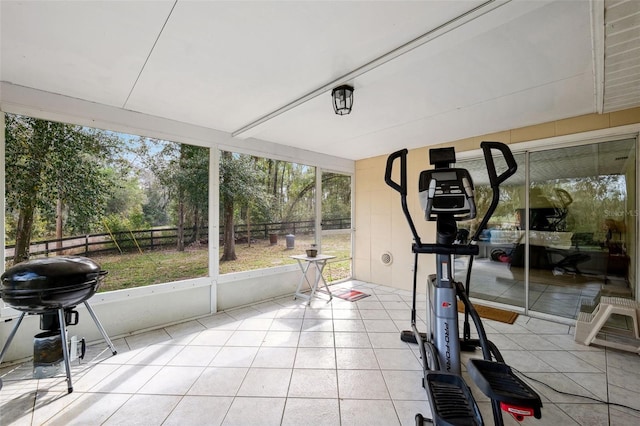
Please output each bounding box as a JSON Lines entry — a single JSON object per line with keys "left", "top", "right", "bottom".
{"left": 2, "top": 280, "right": 640, "bottom": 425}
{"left": 458, "top": 258, "right": 627, "bottom": 320}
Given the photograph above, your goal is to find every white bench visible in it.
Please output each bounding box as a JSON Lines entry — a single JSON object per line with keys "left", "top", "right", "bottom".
{"left": 574, "top": 296, "right": 640, "bottom": 354}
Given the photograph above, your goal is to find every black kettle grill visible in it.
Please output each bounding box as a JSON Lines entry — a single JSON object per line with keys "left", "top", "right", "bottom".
{"left": 1, "top": 256, "right": 105, "bottom": 312}
{"left": 0, "top": 256, "right": 117, "bottom": 393}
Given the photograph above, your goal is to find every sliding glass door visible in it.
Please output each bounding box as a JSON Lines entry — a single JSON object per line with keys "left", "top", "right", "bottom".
{"left": 455, "top": 153, "right": 527, "bottom": 310}
{"left": 457, "top": 137, "right": 637, "bottom": 320}
{"left": 526, "top": 138, "right": 636, "bottom": 318}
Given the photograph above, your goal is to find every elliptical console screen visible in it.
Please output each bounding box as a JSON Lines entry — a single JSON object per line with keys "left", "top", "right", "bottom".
{"left": 431, "top": 171, "right": 458, "bottom": 182}
{"left": 418, "top": 168, "right": 475, "bottom": 220}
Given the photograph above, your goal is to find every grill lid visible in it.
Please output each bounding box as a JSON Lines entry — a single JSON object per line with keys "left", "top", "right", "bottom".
{"left": 1, "top": 256, "right": 106, "bottom": 312}
{"left": 2, "top": 256, "right": 103, "bottom": 288}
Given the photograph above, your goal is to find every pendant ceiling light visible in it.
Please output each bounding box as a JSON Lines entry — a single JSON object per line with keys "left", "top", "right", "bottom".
{"left": 331, "top": 85, "right": 354, "bottom": 115}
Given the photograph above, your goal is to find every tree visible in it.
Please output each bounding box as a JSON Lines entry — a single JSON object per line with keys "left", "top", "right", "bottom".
{"left": 140, "top": 140, "right": 209, "bottom": 251}
{"left": 321, "top": 173, "right": 351, "bottom": 224}
{"left": 103, "top": 168, "right": 149, "bottom": 228}
{"left": 178, "top": 144, "right": 209, "bottom": 246}
{"left": 219, "top": 151, "right": 270, "bottom": 261}
{"left": 142, "top": 178, "right": 170, "bottom": 226}
{"left": 5, "top": 114, "right": 118, "bottom": 264}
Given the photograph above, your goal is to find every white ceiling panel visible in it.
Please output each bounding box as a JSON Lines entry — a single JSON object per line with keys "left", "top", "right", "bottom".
{"left": 250, "top": 71, "right": 595, "bottom": 161}
{"left": 0, "top": 0, "right": 175, "bottom": 107}
{"left": 248, "top": 0, "right": 595, "bottom": 159}
{"left": 124, "top": 0, "right": 486, "bottom": 132}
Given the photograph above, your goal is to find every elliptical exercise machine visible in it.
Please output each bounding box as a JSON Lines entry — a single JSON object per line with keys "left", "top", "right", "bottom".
{"left": 385, "top": 142, "right": 543, "bottom": 426}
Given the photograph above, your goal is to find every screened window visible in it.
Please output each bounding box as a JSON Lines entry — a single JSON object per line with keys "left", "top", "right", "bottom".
{"left": 4, "top": 113, "right": 209, "bottom": 292}
{"left": 218, "top": 150, "right": 352, "bottom": 281}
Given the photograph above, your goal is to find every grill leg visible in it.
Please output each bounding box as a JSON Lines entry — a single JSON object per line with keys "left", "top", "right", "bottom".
{"left": 0, "top": 312, "right": 26, "bottom": 365}
{"left": 83, "top": 301, "right": 117, "bottom": 355}
{"left": 57, "top": 308, "right": 73, "bottom": 393}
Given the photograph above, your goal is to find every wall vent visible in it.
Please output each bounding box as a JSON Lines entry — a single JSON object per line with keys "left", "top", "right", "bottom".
{"left": 380, "top": 251, "right": 393, "bottom": 266}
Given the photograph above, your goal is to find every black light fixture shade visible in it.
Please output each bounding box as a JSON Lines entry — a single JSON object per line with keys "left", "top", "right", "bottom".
{"left": 332, "top": 85, "right": 354, "bottom": 115}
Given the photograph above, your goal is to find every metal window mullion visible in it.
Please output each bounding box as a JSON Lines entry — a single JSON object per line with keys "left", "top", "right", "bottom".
{"left": 315, "top": 168, "right": 322, "bottom": 251}
{"left": 524, "top": 150, "right": 531, "bottom": 315}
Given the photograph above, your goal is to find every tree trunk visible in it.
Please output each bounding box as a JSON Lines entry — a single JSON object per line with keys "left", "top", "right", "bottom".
{"left": 246, "top": 204, "right": 251, "bottom": 248}
{"left": 192, "top": 208, "right": 200, "bottom": 244}
{"left": 177, "top": 191, "right": 185, "bottom": 252}
{"left": 221, "top": 199, "right": 237, "bottom": 260}
{"left": 56, "top": 197, "right": 63, "bottom": 250}
{"left": 14, "top": 201, "right": 36, "bottom": 264}
{"left": 273, "top": 160, "right": 279, "bottom": 197}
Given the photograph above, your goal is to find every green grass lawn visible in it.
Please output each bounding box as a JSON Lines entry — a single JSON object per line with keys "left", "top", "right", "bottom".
{"left": 92, "top": 233, "right": 351, "bottom": 292}
{"left": 92, "top": 248, "right": 209, "bottom": 292}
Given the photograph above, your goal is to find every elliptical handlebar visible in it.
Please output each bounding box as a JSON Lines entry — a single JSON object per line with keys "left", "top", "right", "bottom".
{"left": 481, "top": 141, "right": 518, "bottom": 188}
{"left": 470, "top": 142, "right": 518, "bottom": 243}
{"left": 385, "top": 148, "right": 423, "bottom": 246}
{"left": 384, "top": 148, "right": 408, "bottom": 196}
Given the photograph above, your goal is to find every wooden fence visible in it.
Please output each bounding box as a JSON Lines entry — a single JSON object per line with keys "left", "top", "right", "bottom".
{"left": 4, "top": 218, "right": 350, "bottom": 261}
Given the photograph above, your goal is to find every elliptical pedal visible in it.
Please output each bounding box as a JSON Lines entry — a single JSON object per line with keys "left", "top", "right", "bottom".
{"left": 425, "top": 373, "right": 483, "bottom": 426}
{"left": 401, "top": 330, "right": 427, "bottom": 343}
{"left": 467, "top": 359, "right": 542, "bottom": 421}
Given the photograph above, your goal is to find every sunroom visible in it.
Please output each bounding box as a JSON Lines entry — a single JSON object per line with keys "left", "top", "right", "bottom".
{"left": 1, "top": 1, "right": 640, "bottom": 425}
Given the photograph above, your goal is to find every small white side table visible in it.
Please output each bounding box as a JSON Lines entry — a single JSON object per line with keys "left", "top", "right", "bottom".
{"left": 291, "top": 254, "right": 335, "bottom": 305}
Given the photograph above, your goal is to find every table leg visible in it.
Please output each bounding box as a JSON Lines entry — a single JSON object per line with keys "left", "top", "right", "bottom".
{"left": 294, "top": 259, "right": 313, "bottom": 303}
{"left": 294, "top": 259, "right": 333, "bottom": 305}
{"left": 306, "top": 261, "right": 321, "bottom": 303}
{"left": 312, "top": 260, "right": 332, "bottom": 302}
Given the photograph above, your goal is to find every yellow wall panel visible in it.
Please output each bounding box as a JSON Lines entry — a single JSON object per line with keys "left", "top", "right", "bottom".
{"left": 511, "top": 122, "right": 556, "bottom": 143}
{"left": 555, "top": 113, "right": 610, "bottom": 135}
{"left": 610, "top": 107, "right": 640, "bottom": 127}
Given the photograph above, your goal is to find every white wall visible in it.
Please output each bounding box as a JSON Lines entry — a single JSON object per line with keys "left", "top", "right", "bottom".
{"left": 217, "top": 266, "right": 301, "bottom": 311}
{"left": 1, "top": 280, "right": 212, "bottom": 362}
